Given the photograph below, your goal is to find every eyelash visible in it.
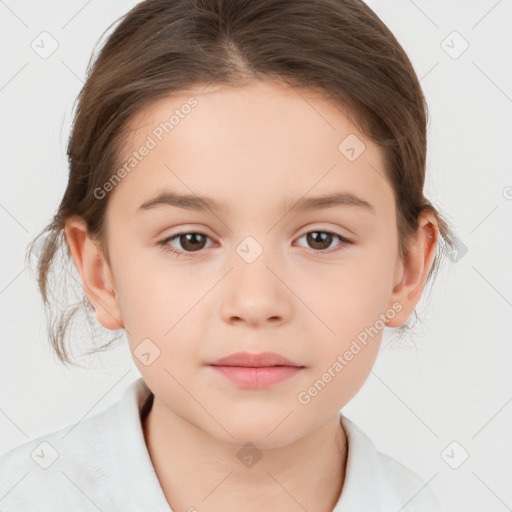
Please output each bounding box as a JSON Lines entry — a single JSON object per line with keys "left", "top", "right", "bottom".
{"left": 157, "top": 229, "right": 352, "bottom": 258}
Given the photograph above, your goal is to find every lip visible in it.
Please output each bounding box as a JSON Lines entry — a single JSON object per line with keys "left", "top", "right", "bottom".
{"left": 209, "top": 351, "right": 303, "bottom": 368}
{"left": 208, "top": 351, "right": 305, "bottom": 389}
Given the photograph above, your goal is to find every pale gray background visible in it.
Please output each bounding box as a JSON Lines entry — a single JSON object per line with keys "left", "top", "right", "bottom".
{"left": 1, "top": 1, "right": 511, "bottom": 511}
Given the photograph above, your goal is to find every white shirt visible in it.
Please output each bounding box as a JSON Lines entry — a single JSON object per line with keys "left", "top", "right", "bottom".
{"left": 0, "top": 377, "right": 442, "bottom": 511}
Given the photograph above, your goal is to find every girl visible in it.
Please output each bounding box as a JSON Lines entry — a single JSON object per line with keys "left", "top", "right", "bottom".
{"left": 1, "top": 0, "right": 455, "bottom": 510}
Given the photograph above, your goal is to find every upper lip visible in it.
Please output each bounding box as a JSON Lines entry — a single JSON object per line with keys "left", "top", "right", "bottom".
{"left": 209, "top": 351, "right": 304, "bottom": 368}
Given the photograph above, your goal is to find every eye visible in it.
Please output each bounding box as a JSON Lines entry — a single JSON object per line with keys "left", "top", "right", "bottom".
{"left": 158, "top": 229, "right": 352, "bottom": 258}
{"left": 158, "top": 231, "right": 213, "bottom": 258}
{"left": 295, "top": 230, "right": 352, "bottom": 255}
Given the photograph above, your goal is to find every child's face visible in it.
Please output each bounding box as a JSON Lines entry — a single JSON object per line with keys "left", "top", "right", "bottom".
{"left": 102, "top": 80, "right": 404, "bottom": 446}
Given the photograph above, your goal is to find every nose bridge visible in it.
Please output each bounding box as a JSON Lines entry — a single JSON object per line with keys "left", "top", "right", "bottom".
{"left": 226, "top": 205, "right": 281, "bottom": 265}
{"left": 219, "top": 230, "right": 291, "bottom": 324}
{"left": 232, "top": 231, "right": 280, "bottom": 290}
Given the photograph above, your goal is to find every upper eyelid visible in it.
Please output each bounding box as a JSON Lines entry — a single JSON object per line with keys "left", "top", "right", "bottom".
{"left": 162, "top": 222, "right": 353, "bottom": 238}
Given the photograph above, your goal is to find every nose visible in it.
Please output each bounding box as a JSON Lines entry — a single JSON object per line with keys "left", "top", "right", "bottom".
{"left": 219, "top": 250, "right": 293, "bottom": 328}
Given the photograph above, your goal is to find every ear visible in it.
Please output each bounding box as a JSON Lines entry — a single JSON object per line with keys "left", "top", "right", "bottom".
{"left": 64, "top": 217, "right": 124, "bottom": 330}
{"left": 386, "top": 210, "right": 439, "bottom": 328}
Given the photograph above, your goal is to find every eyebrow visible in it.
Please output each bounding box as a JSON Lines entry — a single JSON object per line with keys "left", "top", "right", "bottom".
{"left": 136, "top": 190, "right": 375, "bottom": 215}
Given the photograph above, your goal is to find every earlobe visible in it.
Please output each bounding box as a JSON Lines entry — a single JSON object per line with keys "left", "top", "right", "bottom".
{"left": 386, "top": 212, "right": 439, "bottom": 328}
{"left": 64, "top": 217, "right": 124, "bottom": 330}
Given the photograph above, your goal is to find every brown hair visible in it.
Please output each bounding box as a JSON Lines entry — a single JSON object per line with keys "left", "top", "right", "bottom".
{"left": 26, "top": 0, "right": 456, "bottom": 366}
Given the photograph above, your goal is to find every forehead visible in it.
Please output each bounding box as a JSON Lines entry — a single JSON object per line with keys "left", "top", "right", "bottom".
{"left": 109, "top": 80, "right": 394, "bottom": 221}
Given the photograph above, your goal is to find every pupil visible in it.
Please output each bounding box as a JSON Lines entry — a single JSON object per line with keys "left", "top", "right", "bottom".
{"left": 308, "top": 231, "right": 332, "bottom": 250}
{"left": 182, "top": 233, "right": 206, "bottom": 251}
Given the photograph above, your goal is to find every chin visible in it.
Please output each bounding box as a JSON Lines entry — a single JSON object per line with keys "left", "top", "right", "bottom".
{"left": 208, "top": 417, "right": 304, "bottom": 450}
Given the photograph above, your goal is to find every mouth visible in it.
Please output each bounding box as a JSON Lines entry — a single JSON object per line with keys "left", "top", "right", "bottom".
{"left": 209, "top": 351, "right": 304, "bottom": 368}
{"left": 208, "top": 351, "right": 305, "bottom": 389}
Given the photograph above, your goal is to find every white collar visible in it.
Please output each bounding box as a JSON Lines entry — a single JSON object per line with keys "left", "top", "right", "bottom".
{"left": 105, "top": 377, "right": 441, "bottom": 511}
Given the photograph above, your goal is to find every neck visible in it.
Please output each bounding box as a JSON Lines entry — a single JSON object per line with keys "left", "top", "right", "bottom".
{"left": 142, "top": 396, "right": 348, "bottom": 512}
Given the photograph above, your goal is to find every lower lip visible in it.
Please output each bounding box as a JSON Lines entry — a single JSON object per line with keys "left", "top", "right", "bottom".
{"left": 209, "top": 365, "right": 303, "bottom": 388}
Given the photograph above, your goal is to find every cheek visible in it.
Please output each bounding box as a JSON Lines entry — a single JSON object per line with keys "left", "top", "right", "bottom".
{"left": 303, "top": 268, "right": 387, "bottom": 408}
{"left": 113, "top": 247, "right": 187, "bottom": 326}
{"left": 309, "top": 249, "right": 395, "bottom": 336}
{"left": 346, "top": 228, "right": 399, "bottom": 309}
{"left": 113, "top": 254, "right": 207, "bottom": 368}
{"left": 306, "top": 238, "right": 396, "bottom": 376}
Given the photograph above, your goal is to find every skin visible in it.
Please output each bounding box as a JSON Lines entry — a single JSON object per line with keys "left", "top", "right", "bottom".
{"left": 65, "top": 80, "right": 438, "bottom": 512}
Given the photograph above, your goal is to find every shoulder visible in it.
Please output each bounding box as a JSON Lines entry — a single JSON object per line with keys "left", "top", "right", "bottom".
{"left": 0, "top": 401, "right": 117, "bottom": 511}
{"left": 338, "top": 414, "right": 443, "bottom": 512}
